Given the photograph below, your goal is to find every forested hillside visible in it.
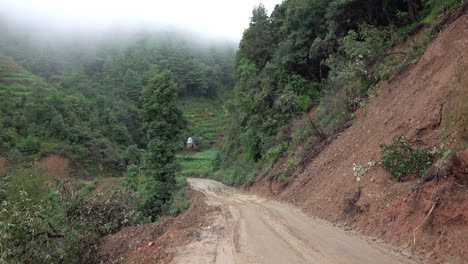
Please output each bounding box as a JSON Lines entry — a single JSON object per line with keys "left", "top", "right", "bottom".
{"left": 215, "top": 0, "right": 466, "bottom": 184}
{"left": 0, "top": 25, "right": 234, "bottom": 175}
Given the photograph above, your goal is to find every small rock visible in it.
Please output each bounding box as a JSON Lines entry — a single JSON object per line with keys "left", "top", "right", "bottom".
{"left": 148, "top": 242, "right": 154, "bottom": 246}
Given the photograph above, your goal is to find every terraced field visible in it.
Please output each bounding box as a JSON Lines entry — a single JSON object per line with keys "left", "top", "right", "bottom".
{"left": 0, "top": 54, "right": 45, "bottom": 100}
{"left": 177, "top": 97, "right": 227, "bottom": 178}
{"left": 178, "top": 97, "right": 227, "bottom": 144}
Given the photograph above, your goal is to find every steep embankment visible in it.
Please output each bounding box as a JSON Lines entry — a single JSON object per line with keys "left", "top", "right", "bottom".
{"left": 97, "top": 190, "right": 210, "bottom": 263}
{"left": 251, "top": 12, "right": 468, "bottom": 263}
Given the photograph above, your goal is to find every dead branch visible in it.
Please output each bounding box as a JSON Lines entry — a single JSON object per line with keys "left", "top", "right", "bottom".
{"left": 36, "top": 214, "right": 60, "bottom": 234}
{"left": 303, "top": 112, "right": 326, "bottom": 140}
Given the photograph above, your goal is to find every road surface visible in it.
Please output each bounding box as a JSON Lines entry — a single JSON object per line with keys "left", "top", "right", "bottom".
{"left": 172, "top": 178, "right": 414, "bottom": 264}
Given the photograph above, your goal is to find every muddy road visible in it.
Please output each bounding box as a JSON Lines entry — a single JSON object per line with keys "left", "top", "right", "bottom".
{"left": 172, "top": 178, "right": 414, "bottom": 264}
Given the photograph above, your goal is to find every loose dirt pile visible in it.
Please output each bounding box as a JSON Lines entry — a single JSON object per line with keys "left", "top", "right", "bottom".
{"left": 250, "top": 12, "right": 468, "bottom": 263}
{"left": 97, "top": 190, "right": 211, "bottom": 263}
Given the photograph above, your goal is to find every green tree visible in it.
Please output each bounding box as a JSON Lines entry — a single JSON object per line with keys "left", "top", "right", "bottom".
{"left": 238, "top": 4, "right": 276, "bottom": 68}
{"left": 139, "top": 70, "right": 187, "bottom": 219}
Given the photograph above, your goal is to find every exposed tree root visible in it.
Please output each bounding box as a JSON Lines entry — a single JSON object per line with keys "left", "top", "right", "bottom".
{"left": 413, "top": 202, "right": 437, "bottom": 245}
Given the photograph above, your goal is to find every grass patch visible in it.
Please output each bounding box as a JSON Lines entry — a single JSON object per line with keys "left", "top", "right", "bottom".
{"left": 178, "top": 149, "right": 218, "bottom": 177}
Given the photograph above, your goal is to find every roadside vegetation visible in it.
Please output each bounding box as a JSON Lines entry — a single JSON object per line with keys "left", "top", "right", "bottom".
{"left": 0, "top": 167, "right": 139, "bottom": 263}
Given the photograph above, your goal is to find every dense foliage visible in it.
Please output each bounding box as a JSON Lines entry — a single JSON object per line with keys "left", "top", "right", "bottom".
{"left": 0, "top": 26, "right": 235, "bottom": 175}
{"left": 0, "top": 168, "right": 139, "bottom": 263}
{"left": 135, "top": 71, "right": 187, "bottom": 220}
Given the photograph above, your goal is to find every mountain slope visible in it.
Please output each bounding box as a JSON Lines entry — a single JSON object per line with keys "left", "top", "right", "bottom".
{"left": 0, "top": 53, "right": 141, "bottom": 177}
{"left": 251, "top": 12, "right": 468, "bottom": 263}
{"left": 0, "top": 54, "right": 51, "bottom": 101}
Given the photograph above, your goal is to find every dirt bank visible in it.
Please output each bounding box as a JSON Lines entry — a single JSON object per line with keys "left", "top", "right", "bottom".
{"left": 250, "top": 12, "right": 468, "bottom": 263}
{"left": 0, "top": 156, "right": 6, "bottom": 173}
{"left": 39, "top": 154, "right": 71, "bottom": 179}
{"left": 97, "top": 190, "right": 211, "bottom": 263}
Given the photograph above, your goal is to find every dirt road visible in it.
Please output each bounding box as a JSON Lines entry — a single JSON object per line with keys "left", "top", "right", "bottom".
{"left": 172, "top": 178, "right": 415, "bottom": 264}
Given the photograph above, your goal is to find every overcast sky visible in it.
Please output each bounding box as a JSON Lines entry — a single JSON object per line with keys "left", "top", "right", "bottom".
{"left": 0, "top": 0, "right": 283, "bottom": 41}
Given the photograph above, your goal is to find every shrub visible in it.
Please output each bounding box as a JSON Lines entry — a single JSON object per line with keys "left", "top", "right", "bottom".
{"left": 380, "top": 136, "right": 434, "bottom": 181}
{"left": 17, "top": 135, "right": 41, "bottom": 154}
{"left": 66, "top": 188, "right": 140, "bottom": 236}
{"left": 0, "top": 168, "right": 140, "bottom": 263}
{"left": 168, "top": 188, "right": 191, "bottom": 217}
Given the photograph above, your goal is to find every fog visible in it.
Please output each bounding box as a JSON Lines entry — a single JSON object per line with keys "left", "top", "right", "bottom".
{"left": 0, "top": 0, "right": 282, "bottom": 42}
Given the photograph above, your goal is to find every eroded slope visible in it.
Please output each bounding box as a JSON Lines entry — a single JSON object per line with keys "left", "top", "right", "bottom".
{"left": 251, "top": 12, "right": 468, "bottom": 263}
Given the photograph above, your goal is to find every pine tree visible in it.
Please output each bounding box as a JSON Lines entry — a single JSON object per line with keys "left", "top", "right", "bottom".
{"left": 139, "top": 70, "right": 187, "bottom": 219}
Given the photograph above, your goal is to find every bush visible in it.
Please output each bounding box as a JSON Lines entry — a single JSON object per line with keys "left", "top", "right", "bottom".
{"left": 66, "top": 189, "right": 139, "bottom": 236}
{"left": 168, "top": 188, "right": 191, "bottom": 217}
{"left": 17, "top": 135, "right": 41, "bottom": 154}
{"left": 0, "top": 168, "right": 140, "bottom": 263}
{"left": 380, "top": 136, "right": 434, "bottom": 181}
{"left": 136, "top": 179, "right": 173, "bottom": 221}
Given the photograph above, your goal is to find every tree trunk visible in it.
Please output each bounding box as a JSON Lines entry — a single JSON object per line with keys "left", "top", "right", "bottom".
{"left": 407, "top": 0, "right": 417, "bottom": 23}
{"left": 304, "top": 112, "right": 326, "bottom": 141}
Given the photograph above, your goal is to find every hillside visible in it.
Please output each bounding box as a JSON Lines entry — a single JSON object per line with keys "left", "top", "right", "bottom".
{"left": 0, "top": 53, "right": 140, "bottom": 177}
{"left": 249, "top": 11, "right": 468, "bottom": 263}
{"left": 0, "top": 53, "right": 60, "bottom": 158}
{"left": 0, "top": 54, "right": 48, "bottom": 98}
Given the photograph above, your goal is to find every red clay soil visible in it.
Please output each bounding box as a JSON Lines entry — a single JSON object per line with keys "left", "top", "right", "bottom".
{"left": 39, "top": 154, "right": 71, "bottom": 180}
{"left": 250, "top": 13, "right": 468, "bottom": 263}
{"left": 97, "top": 190, "right": 211, "bottom": 263}
{"left": 0, "top": 156, "right": 6, "bottom": 173}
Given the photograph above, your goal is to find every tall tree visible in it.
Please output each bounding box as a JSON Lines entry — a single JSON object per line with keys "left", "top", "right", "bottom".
{"left": 139, "top": 70, "right": 187, "bottom": 218}
{"left": 238, "top": 4, "right": 276, "bottom": 68}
